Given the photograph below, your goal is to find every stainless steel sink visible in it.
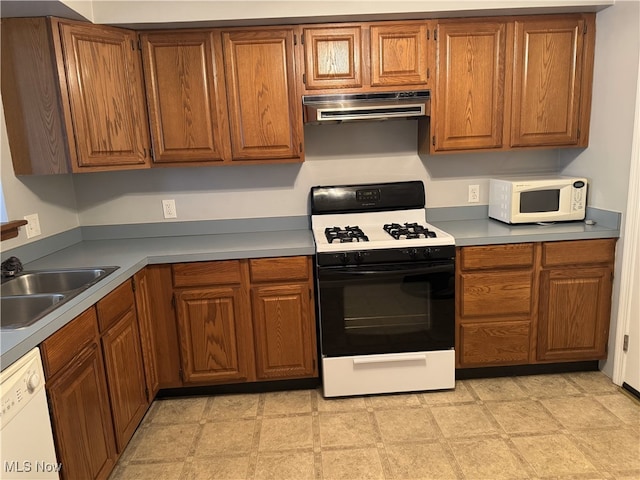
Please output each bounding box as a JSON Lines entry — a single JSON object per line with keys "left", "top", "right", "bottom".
{"left": 1, "top": 267, "right": 118, "bottom": 296}
{"left": 0, "top": 266, "right": 119, "bottom": 330}
{"left": 1, "top": 294, "right": 66, "bottom": 329}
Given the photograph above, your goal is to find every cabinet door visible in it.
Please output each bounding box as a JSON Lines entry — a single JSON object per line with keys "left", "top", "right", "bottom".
{"left": 175, "top": 286, "right": 255, "bottom": 384}
{"left": 251, "top": 283, "right": 317, "bottom": 380}
{"left": 302, "top": 25, "right": 363, "bottom": 90}
{"left": 222, "top": 28, "right": 302, "bottom": 161}
{"left": 537, "top": 266, "right": 612, "bottom": 361}
{"left": 134, "top": 268, "right": 160, "bottom": 402}
{"left": 47, "top": 344, "right": 116, "bottom": 480}
{"left": 58, "top": 21, "right": 150, "bottom": 170}
{"left": 459, "top": 321, "right": 531, "bottom": 366}
{"left": 511, "top": 16, "right": 585, "bottom": 147}
{"left": 140, "top": 30, "right": 231, "bottom": 164}
{"left": 370, "top": 23, "right": 429, "bottom": 87}
{"left": 101, "top": 309, "right": 149, "bottom": 452}
{"left": 434, "top": 20, "right": 507, "bottom": 151}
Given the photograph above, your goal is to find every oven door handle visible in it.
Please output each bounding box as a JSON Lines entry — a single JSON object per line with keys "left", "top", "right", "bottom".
{"left": 353, "top": 354, "right": 427, "bottom": 365}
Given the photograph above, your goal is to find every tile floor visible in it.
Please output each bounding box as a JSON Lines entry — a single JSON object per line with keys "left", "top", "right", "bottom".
{"left": 109, "top": 371, "right": 640, "bottom": 480}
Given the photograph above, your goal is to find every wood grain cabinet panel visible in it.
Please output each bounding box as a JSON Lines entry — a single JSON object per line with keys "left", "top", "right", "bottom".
{"left": 459, "top": 271, "right": 534, "bottom": 318}
{"left": 252, "top": 283, "right": 316, "bottom": 379}
{"left": 370, "top": 23, "right": 430, "bottom": 87}
{"left": 175, "top": 286, "right": 255, "bottom": 384}
{"left": 459, "top": 321, "right": 531, "bottom": 366}
{"left": 511, "top": 16, "right": 586, "bottom": 147}
{"left": 134, "top": 268, "right": 160, "bottom": 401}
{"left": 302, "top": 25, "right": 364, "bottom": 90}
{"left": 140, "top": 30, "right": 231, "bottom": 164}
{"left": 45, "top": 343, "right": 116, "bottom": 480}
{"left": 433, "top": 19, "right": 507, "bottom": 151}
{"left": 222, "top": 28, "right": 302, "bottom": 162}
{"left": 460, "top": 243, "right": 534, "bottom": 270}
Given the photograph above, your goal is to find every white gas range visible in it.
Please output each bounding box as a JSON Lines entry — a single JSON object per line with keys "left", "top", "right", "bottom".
{"left": 310, "top": 181, "right": 456, "bottom": 397}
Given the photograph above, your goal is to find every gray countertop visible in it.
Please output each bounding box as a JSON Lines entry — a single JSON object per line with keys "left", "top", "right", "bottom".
{"left": 0, "top": 212, "right": 620, "bottom": 370}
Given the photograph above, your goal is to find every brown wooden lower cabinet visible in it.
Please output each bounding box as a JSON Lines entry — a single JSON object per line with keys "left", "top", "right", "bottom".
{"left": 42, "top": 308, "right": 117, "bottom": 480}
{"left": 456, "top": 239, "right": 616, "bottom": 368}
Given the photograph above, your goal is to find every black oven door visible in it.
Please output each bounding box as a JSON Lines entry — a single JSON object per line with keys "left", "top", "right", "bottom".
{"left": 317, "top": 260, "right": 455, "bottom": 357}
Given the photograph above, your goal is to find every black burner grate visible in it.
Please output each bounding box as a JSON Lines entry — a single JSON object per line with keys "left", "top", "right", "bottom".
{"left": 383, "top": 222, "right": 437, "bottom": 240}
{"left": 325, "top": 226, "right": 369, "bottom": 243}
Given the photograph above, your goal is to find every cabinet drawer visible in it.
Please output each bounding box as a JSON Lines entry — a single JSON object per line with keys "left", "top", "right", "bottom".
{"left": 459, "top": 244, "right": 535, "bottom": 270}
{"left": 97, "top": 281, "right": 135, "bottom": 332}
{"left": 542, "top": 239, "right": 616, "bottom": 267}
{"left": 249, "top": 256, "right": 309, "bottom": 283}
{"left": 173, "top": 260, "right": 242, "bottom": 287}
{"left": 41, "top": 307, "right": 99, "bottom": 377}
{"left": 459, "top": 271, "right": 533, "bottom": 317}
{"left": 459, "top": 321, "right": 531, "bottom": 366}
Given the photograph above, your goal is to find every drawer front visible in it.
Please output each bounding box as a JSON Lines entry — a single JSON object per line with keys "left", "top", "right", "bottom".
{"left": 41, "top": 306, "right": 99, "bottom": 377}
{"left": 173, "top": 260, "right": 242, "bottom": 287}
{"left": 459, "top": 271, "right": 533, "bottom": 317}
{"left": 542, "top": 239, "right": 616, "bottom": 267}
{"left": 460, "top": 243, "right": 535, "bottom": 270}
{"left": 459, "top": 321, "right": 531, "bottom": 366}
{"left": 97, "top": 281, "right": 135, "bottom": 332}
{"left": 249, "top": 256, "right": 309, "bottom": 283}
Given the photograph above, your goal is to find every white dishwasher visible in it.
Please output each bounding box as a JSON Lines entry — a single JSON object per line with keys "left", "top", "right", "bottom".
{"left": 0, "top": 347, "right": 60, "bottom": 479}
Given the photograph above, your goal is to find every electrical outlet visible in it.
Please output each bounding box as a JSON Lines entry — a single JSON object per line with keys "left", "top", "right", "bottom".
{"left": 24, "top": 213, "right": 42, "bottom": 238}
{"left": 162, "top": 199, "right": 177, "bottom": 219}
{"left": 468, "top": 184, "right": 480, "bottom": 203}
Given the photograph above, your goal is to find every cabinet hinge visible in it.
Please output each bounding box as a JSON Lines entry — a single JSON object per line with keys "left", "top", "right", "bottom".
{"left": 178, "top": 368, "right": 184, "bottom": 381}
{"left": 434, "top": 28, "right": 438, "bottom": 41}
{"left": 149, "top": 146, "right": 154, "bottom": 159}
{"left": 427, "top": 68, "right": 430, "bottom": 79}
{"left": 583, "top": 23, "right": 588, "bottom": 35}
{"left": 130, "top": 39, "right": 135, "bottom": 51}
{"left": 432, "top": 135, "right": 436, "bottom": 146}
{"left": 623, "top": 334, "right": 629, "bottom": 352}
{"left": 427, "top": 29, "right": 430, "bottom": 40}
{"left": 171, "top": 294, "right": 176, "bottom": 309}
{"left": 131, "top": 278, "right": 136, "bottom": 292}
{"left": 138, "top": 39, "right": 142, "bottom": 50}
{"left": 302, "top": 73, "right": 306, "bottom": 84}
{"left": 294, "top": 34, "right": 297, "bottom": 46}
{"left": 301, "top": 33, "right": 304, "bottom": 45}
{"left": 145, "top": 386, "right": 149, "bottom": 398}
{"left": 300, "top": 142, "right": 303, "bottom": 152}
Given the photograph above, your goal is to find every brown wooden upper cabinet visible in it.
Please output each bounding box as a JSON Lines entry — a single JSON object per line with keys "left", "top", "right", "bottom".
{"left": 424, "top": 13, "right": 595, "bottom": 154}
{"left": 298, "top": 20, "right": 432, "bottom": 94}
{"left": 1, "top": 17, "right": 151, "bottom": 174}
{"left": 222, "top": 27, "right": 303, "bottom": 162}
{"left": 140, "top": 30, "right": 232, "bottom": 165}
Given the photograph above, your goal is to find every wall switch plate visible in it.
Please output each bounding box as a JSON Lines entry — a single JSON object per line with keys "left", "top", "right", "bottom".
{"left": 162, "top": 199, "right": 177, "bottom": 219}
{"left": 24, "top": 213, "right": 42, "bottom": 238}
{"left": 468, "top": 185, "right": 480, "bottom": 203}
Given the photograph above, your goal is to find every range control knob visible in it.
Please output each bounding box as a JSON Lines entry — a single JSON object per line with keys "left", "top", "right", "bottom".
{"left": 423, "top": 248, "right": 432, "bottom": 259}
{"left": 27, "top": 373, "right": 41, "bottom": 392}
{"left": 408, "top": 248, "right": 419, "bottom": 259}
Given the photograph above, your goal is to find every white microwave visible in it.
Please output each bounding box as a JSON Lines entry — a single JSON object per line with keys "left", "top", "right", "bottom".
{"left": 489, "top": 176, "right": 587, "bottom": 224}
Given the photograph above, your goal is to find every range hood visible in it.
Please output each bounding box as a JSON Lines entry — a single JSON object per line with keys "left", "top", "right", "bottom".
{"left": 303, "top": 91, "right": 430, "bottom": 124}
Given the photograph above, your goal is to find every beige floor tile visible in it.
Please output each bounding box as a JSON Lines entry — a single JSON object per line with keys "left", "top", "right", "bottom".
{"left": 486, "top": 400, "right": 561, "bottom": 434}
{"left": 431, "top": 403, "right": 498, "bottom": 438}
{"left": 319, "top": 411, "right": 378, "bottom": 447}
{"left": 321, "top": 447, "right": 385, "bottom": 480}
{"left": 593, "top": 392, "right": 640, "bottom": 425}
{"left": 385, "top": 442, "right": 458, "bottom": 479}
{"left": 181, "top": 456, "right": 250, "bottom": 480}
{"left": 258, "top": 415, "right": 313, "bottom": 451}
{"left": 130, "top": 424, "right": 199, "bottom": 462}
{"left": 194, "top": 420, "right": 255, "bottom": 456}
{"left": 541, "top": 396, "right": 623, "bottom": 430}
{"left": 108, "top": 461, "right": 184, "bottom": 480}
{"left": 421, "top": 382, "right": 474, "bottom": 405}
{"left": 206, "top": 393, "right": 260, "bottom": 421}
{"left": 566, "top": 371, "right": 620, "bottom": 393}
{"left": 511, "top": 433, "right": 599, "bottom": 476}
{"left": 150, "top": 397, "right": 208, "bottom": 424}
{"left": 366, "top": 392, "right": 422, "bottom": 409}
{"left": 448, "top": 437, "right": 530, "bottom": 479}
{"left": 571, "top": 427, "right": 640, "bottom": 471}
{"left": 515, "top": 373, "right": 582, "bottom": 397}
{"left": 317, "top": 394, "right": 367, "bottom": 412}
{"left": 466, "top": 377, "right": 529, "bottom": 401}
{"left": 263, "top": 390, "right": 312, "bottom": 416}
{"left": 374, "top": 408, "right": 438, "bottom": 443}
{"left": 254, "top": 451, "right": 315, "bottom": 480}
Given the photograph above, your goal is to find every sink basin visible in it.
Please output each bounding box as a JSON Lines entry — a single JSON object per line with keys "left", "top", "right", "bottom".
{"left": 0, "top": 266, "right": 119, "bottom": 330}
{"left": 1, "top": 267, "right": 118, "bottom": 296}
{"left": 1, "top": 294, "right": 66, "bottom": 329}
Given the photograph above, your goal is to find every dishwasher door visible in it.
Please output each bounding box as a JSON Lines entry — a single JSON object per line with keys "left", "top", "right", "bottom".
{"left": 0, "top": 347, "right": 60, "bottom": 479}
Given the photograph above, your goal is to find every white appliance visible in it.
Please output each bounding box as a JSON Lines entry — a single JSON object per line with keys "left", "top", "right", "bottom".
{"left": 311, "top": 181, "right": 456, "bottom": 397}
{"left": 489, "top": 176, "right": 588, "bottom": 224}
{"left": 0, "top": 348, "right": 60, "bottom": 479}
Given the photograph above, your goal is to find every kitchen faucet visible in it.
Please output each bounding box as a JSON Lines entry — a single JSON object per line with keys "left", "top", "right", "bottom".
{"left": 1, "top": 256, "right": 23, "bottom": 277}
